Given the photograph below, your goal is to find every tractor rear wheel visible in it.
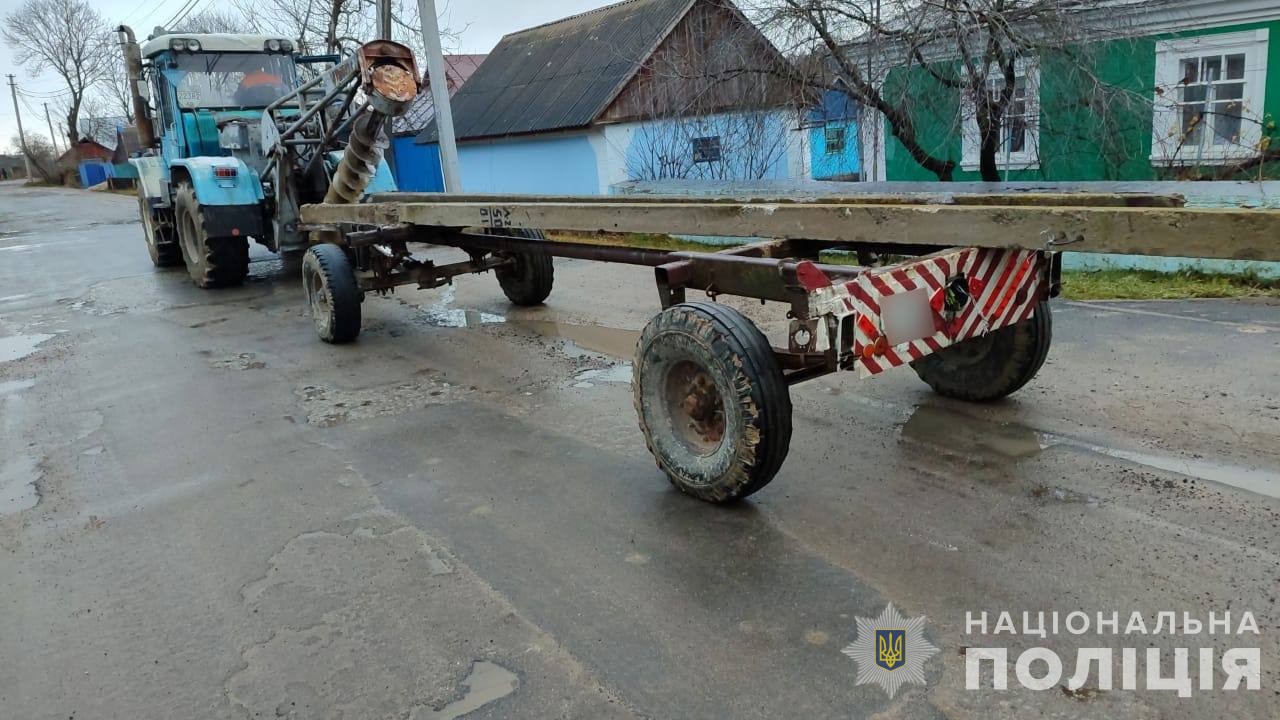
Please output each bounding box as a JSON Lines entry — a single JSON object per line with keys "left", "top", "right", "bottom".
{"left": 138, "top": 193, "right": 182, "bottom": 268}
{"left": 175, "top": 182, "right": 249, "bottom": 288}
{"left": 910, "top": 300, "right": 1053, "bottom": 402}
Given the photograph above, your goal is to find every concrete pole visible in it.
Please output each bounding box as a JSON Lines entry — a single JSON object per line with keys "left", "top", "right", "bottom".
{"left": 43, "top": 103, "right": 60, "bottom": 155}
{"left": 378, "top": 0, "right": 395, "bottom": 176}
{"left": 416, "top": 0, "right": 462, "bottom": 192}
{"left": 6, "top": 75, "right": 35, "bottom": 180}
{"left": 378, "top": 0, "right": 392, "bottom": 39}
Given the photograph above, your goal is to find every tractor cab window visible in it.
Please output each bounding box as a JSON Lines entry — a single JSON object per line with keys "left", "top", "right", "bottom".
{"left": 166, "top": 53, "right": 297, "bottom": 110}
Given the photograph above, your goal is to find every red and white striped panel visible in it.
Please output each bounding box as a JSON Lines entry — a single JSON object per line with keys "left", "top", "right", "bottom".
{"left": 844, "top": 248, "right": 1047, "bottom": 377}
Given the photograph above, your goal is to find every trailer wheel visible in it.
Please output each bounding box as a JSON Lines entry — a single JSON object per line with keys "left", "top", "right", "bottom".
{"left": 489, "top": 228, "right": 554, "bottom": 306}
{"left": 302, "top": 244, "right": 362, "bottom": 344}
{"left": 633, "top": 302, "right": 792, "bottom": 503}
{"left": 911, "top": 300, "right": 1052, "bottom": 402}
{"left": 138, "top": 194, "right": 182, "bottom": 268}
{"left": 174, "top": 182, "right": 249, "bottom": 288}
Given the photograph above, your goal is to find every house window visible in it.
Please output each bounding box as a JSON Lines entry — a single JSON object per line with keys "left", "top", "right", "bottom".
{"left": 1152, "top": 29, "right": 1269, "bottom": 164}
{"left": 961, "top": 59, "right": 1039, "bottom": 171}
{"left": 691, "top": 136, "right": 721, "bottom": 163}
{"left": 825, "top": 126, "right": 846, "bottom": 154}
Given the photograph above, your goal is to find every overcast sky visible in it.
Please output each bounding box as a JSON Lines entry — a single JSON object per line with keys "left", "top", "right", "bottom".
{"left": 0, "top": 0, "right": 604, "bottom": 152}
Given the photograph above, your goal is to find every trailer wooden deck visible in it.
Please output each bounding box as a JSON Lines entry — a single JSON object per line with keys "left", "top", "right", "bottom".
{"left": 301, "top": 189, "right": 1280, "bottom": 262}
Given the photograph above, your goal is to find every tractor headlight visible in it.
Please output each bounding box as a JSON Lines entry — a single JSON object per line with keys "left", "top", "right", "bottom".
{"left": 266, "top": 39, "right": 281, "bottom": 52}
{"left": 187, "top": 39, "right": 200, "bottom": 52}
{"left": 170, "top": 39, "right": 186, "bottom": 51}
{"left": 280, "top": 40, "right": 293, "bottom": 53}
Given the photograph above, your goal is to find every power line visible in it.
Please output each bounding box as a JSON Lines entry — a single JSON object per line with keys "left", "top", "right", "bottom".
{"left": 171, "top": 0, "right": 215, "bottom": 29}
{"left": 16, "top": 87, "right": 70, "bottom": 100}
{"left": 162, "top": 0, "right": 200, "bottom": 29}
{"left": 122, "top": 0, "right": 180, "bottom": 25}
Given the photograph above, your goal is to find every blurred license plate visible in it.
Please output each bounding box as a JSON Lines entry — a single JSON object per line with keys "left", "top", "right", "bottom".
{"left": 880, "top": 288, "right": 934, "bottom": 346}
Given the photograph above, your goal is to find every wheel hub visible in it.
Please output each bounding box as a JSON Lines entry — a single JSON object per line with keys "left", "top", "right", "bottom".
{"left": 666, "top": 361, "right": 725, "bottom": 453}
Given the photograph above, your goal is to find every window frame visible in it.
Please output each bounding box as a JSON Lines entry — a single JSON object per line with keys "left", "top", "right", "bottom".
{"left": 824, "top": 126, "right": 846, "bottom": 155}
{"left": 960, "top": 57, "right": 1040, "bottom": 172}
{"left": 691, "top": 135, "right": 722, "bottom": 164}
{"left": 1151, "top": 29, "right": 1269, "bottom": 165}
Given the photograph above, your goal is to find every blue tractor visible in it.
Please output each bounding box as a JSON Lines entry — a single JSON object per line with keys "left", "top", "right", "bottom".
{"left": 118, "top": 26, "right": 418, "bottom": 288}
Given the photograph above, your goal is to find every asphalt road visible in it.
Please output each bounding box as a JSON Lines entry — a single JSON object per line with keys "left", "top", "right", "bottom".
{"left": 1, "top": 182, "right": 1277, "bottom": 719}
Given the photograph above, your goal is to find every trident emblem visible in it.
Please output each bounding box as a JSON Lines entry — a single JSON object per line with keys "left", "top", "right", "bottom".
{"left": 876, "top": 629, "right": 905, "bottom": 670}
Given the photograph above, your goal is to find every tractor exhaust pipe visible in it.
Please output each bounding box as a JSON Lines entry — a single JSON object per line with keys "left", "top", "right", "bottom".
{"left": 116, "top": 25, "right": 156, "bottom": 149}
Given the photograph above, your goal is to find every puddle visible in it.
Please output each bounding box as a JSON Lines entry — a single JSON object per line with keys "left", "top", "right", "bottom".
{"left": 0, "top": 333, "right": 53, "bottom": 363}
{"left": 512, "top": 319, "right": 640, "bottom": 360}
{"left": 901, "top": 403, "right": 1047, "bottom": 459}
{"left": 900, "top": 403, "right": 1280, "bottom": 500}
{"left": 0, "top": 454, "right": 41, "bottom": 515}
{"left": 416, "top": 286, "right": 505, "bottom": 328}
{"left": 572, "top": 363, "right": 633, "bottom": 387}
{"left": 414, "top": 661, "right": 518, "bottom": 720}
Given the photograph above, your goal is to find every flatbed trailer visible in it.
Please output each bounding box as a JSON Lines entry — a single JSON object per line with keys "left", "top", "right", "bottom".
{"left": 298, "top": 188, "right": 1280, "bottom": 503}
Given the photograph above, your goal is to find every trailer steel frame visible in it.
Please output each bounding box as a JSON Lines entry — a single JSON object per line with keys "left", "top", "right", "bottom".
{"left": 298, "top": 191, "right": 1280, "bottom": 503}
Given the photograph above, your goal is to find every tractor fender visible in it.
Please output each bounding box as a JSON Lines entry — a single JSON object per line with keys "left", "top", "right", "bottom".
{"left": 169, "top": 157, "right": 268, "bottom": 239}
{"left": 170, "top": 157, "right": 266, "bottom": 206}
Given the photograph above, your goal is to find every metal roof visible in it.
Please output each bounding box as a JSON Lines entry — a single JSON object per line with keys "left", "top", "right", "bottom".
{"left": 393, "top": 54, "right": 487, "bottom": 135}
{"left": 417, "top": 0, "right": 695, "bottom": 143}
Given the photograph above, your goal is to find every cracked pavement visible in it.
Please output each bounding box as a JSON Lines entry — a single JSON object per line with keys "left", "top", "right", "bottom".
{"left": 0, "top": 182, "right": 1277, "bottom": 718}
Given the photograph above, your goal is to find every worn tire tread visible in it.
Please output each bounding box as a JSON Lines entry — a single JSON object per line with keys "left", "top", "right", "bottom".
{"left": 912, "top": 300, "right": 1053, "bottom": 402}
{"left": 633, "top": 302, "right": 792, "bottom": 503}
{"left": 304, "top": 244, "right": 362, "bottom": 344}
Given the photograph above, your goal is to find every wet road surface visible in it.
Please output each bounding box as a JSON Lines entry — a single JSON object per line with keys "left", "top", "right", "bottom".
{"left": 1, "top": 182, "right": 1277, "bottom": 718}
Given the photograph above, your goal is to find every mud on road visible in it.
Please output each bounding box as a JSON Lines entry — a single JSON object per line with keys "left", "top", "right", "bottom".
{"left": 1, "top": 182, "right": 1277, "bottom": 719}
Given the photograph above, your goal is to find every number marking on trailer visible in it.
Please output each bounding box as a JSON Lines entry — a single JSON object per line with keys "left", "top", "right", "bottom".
{"left": 479, "top": 206, "right": 513, "bottom": 228}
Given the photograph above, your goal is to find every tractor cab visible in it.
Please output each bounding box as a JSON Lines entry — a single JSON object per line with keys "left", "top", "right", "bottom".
{"left": 138, "top": 34, "right": 303, "bottom": 175}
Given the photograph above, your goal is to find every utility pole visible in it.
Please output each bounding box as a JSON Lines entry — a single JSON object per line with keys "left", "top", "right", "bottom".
{"left": 377, "top": 0, "right": 396, "bottom": 176}
{"left": 6, "top": 74, "right": 35, "bottom": 180}
{"left": 43, "top": 103, "right": 60, "bottom": 155}
{"left": 416, "top": 0, "right": 462, "bottom": 192}
{"left": 378, "top": 0, "right": 392, "bottom": 39}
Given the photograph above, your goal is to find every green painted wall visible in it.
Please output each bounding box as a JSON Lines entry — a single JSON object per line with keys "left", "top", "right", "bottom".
{"left": 883, "top": 20, "right": 1280, "bottom": 181}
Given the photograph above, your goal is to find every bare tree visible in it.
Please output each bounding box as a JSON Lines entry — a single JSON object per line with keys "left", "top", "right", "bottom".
{"left": 3, "top": 0, "right": 112, "bottom": 159}
{"left": 748, "top": 0, "right": 1164, "bottom": 181}
{"left": 614, "top": 0, "right": 808, "bottom": 182}
{"left": 227, "top": 0, "right": 461, "bottom": 58}
{"left": 178, "top": 8, "right": 260, "bottom": 34}
{"left": 10, "top": 132, "right": 58, "bottom": 182}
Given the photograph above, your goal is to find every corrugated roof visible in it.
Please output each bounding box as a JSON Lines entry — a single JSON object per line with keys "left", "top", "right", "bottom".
{"left": 417, "top": 0, "right": 694, "bottom": 143}
{"left": 393, "top": 54, "right": 487, "bottom": 135}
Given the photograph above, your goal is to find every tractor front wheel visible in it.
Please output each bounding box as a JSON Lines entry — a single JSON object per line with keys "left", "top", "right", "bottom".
{"left": 138, "top": 193, "right": 181, "bottom": 268}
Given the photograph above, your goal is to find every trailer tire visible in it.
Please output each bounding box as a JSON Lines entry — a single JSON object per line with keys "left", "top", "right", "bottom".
{"left": 633, "top": 302, "right": 792, "bottom": 503}
{"left": 490, "top": 228, "right": 554, "bottom": 306}
{"left": 138, "top": 194, "right": 182, "bottom": 268}
{"left": 174, "top": 182, "right": 249, "bottom": 288}
{"left": 911, "top": 300, "right": 1052, "bottom": 402}
{"left": 303, "top": 243, "right": 362, "bottom": 344}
